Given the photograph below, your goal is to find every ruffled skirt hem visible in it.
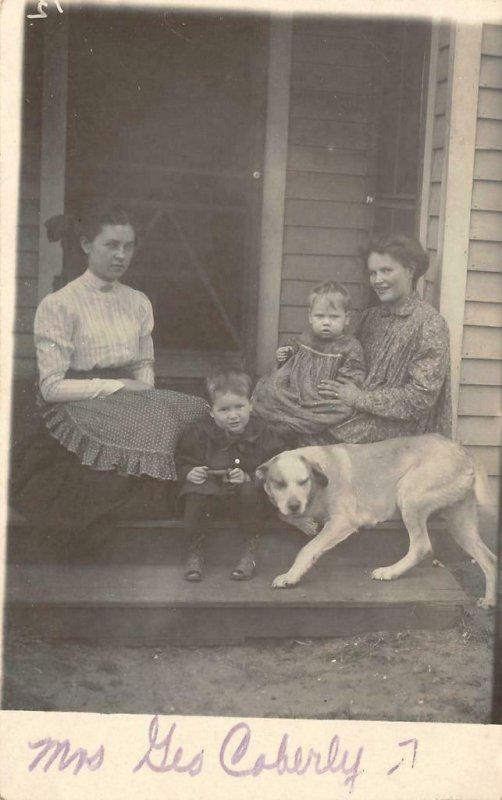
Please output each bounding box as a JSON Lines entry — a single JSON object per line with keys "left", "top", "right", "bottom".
{"left": 42, "top": 389, "right": 208, "bottom": 480}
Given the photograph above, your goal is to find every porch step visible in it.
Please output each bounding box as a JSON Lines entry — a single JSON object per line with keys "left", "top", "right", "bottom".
{"left": 7, "top": 514, "right": 472, "bottom": 567}
{"left": 5, "top": 562, "right": 467, "bottom": 645}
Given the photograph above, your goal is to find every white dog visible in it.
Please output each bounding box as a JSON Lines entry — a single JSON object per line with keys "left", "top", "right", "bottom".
{"left": 256, "top": 434, "right": 497, "bottom": 608}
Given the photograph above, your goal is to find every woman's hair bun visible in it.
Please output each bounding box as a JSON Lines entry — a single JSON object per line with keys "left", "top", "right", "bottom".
{"left": 45, "top": 214, "right": 77, "bottom": 243}
{"left": 45, "top": 204, "right": 133, "bottom": 246}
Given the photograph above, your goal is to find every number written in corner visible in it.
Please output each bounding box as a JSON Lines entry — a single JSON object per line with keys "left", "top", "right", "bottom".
{"left": 27, "top": 0, "right": 63, "bottom": 19}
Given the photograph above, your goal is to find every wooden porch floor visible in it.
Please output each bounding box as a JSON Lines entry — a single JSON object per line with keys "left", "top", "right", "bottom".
{"left": 6, "top": 517, "right": 470, "bottom": 645}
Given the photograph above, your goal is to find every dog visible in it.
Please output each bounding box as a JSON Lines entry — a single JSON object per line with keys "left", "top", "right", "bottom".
{"left": 256, "top": 434, "right": 497, "bottom": 608}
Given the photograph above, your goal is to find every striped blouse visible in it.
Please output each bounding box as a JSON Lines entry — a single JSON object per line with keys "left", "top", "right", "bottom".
{"left": 34, "top": 269, "right": 155, "bottom": 402}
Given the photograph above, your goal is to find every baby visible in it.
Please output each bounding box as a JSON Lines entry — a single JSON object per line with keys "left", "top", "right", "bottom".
{"left": 175, "top": 369, "right": 292, "bottom": 582}
{"left": 252, "top": 281, "right": 366, "bottom": 436}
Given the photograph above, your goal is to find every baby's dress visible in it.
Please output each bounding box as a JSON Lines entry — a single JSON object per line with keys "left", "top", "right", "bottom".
{"left": 252, "top": 331, "right": 366, "bottom": 435}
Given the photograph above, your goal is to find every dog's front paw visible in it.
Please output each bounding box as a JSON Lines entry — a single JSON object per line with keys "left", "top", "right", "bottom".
{"left": 272, "top": 573, "right": 297, "bottom": 588}
{"left": 476, "top": 596, "right": 495, "bottom": 610}
{"left": 302, "top": 520, "right": 319, "bottom": 538}
{"left": 371, "top": 566, "right": 397, "bottom": 581}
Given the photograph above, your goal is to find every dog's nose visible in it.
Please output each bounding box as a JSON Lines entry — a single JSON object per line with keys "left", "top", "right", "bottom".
{"left": 288, "top": 500, "right": 301, "bottom": 513}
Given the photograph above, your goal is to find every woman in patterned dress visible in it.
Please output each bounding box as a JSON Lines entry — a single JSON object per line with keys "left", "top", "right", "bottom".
{"left": 12, "top": 205, "right": 208, "bottom": 539}
{"left": 314, "top": 233, "right": 452, "bottom": 444}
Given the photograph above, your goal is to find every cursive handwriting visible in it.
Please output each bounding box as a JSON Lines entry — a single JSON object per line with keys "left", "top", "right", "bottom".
{"left": 133, "top": 716, "right": 204, "bottom": 776}
{"left": 219, "top": 721, "right": 364, "bottom": 793}
{"left": 27, "top": 717, "right": 419, "bottom": 790}
{"left": 27, "top": 0, "right": 63, "bottom": 19}
{"left": 387, "top": 738, "right": 418, "bottom": 775}
{"left": 28, "top": 737, "right": 104, "bottom": 774}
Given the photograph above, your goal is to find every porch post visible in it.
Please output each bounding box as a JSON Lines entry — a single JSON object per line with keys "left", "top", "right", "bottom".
{"left": 417, "top": 22, "right": 440, "bottom": 298}
{"left": 437, "top": 23, "right": 482, "bottom": 436}
{"left": 255, "top": 15, "right": 292, "bottom": 375}
{"left": 37, "top": 14, "right": 68, "bottom": 301}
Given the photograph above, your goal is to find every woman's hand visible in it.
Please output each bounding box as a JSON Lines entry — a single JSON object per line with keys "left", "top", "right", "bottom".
{"left": 119, "top": 378, "right": 153, "bottom": 392}
{"left": 225, "top": 468, "right": 249, "bottom": 484}
{"left": 318, "top": 377, "right": 363, "bottom": 408}
{"left": 187, "top": 466, "right": 209, "bottom": 484}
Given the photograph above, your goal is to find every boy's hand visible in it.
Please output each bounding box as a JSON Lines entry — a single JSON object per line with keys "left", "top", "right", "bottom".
{"left": 276, "top": 345, "right": 294, "bottom": 363}
{"left": 225, "top": 468, "right": 249, "bottom": 484}
{"left": 186, "top": 466, "right": 209, "bottom": 484}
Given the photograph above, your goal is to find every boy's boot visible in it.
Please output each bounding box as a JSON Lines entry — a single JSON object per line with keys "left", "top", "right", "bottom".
{"left": 184, "top": 533, "right": 206, "bottom": 582}
{"left": 230, "top": 533, "right": 259, "bottom": 580}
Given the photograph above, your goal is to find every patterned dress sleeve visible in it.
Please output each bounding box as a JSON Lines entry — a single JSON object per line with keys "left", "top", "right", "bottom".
{"left": 354, "top": 312, "right": 450, "bottom": 421}
{"left": 35, "top": 294, "right": 124, "bottom": 402}
{"left": 337, "top": 337, "right": 367, "bottom": 387}
{"left": 129, "top": 292, "right": 155, "bottom": 386}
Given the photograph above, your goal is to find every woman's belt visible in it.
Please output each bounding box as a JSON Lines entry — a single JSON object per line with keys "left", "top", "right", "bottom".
{"left": 66, "top": 367, "right": 134, "bottom": 380}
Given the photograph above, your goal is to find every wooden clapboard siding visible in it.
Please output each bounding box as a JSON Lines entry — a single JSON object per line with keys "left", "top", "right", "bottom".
{"left": 457, "top": 415, "right": 502, "bottom": 446}
{"left": 468, "top": 239, "right": 502, "bottom": 269}
{"left": 458, "top": 385, "right": 501, "bottom": 415}
{"left": 474, "top": 150, "right": 502, "bottom": 181}
{"left": 15, "top": 334, "right": 36, "bottom": 359}
{"left": 14, "top": 308, "right": 37, "bottom": 334}
{"left": 283, "top": 227, "right": 365, "bottom": 256}
{"left": 476, "top": 118, "right": 502, "bottom": 148}
{"left": 285, "top": 172, "right": 367, "bottom": 202}
{"left": 282, "top": 255, "right": 364, "bottom": 283}
{"left": 278, "top": 19, "right": 382, "bottom": 342}
{"left": 467, "top": 444, "right": 502, "bottom": 476}
{"left": 470, "top": 210, "right": 502, "bottom": 241}
{"left": 281, "top": 280, "right": 363, "bottom": 307}
{"left": 480, "top": 56, "right": 502, "bottom": 89}
{"left": 466, "top": 270, "right": 502, "bottom": 301}
{"left": 457, "top": 24, "right": 502, "bottom": 496}
{"left": 472, "top": 181, "right": 502, "bottom": 212}
{"left": 287, "top": 146, "right": 368, "bottom": 176}
{"left": 289, "top": 118, "right": 373, "bottom": 150}
{"left": 464, "top": 301, "right": 502, "bottom": 327}
{"left": 461, "top": 359, "right": 502, "bottom": 385}
{"left": 284, "top": 199, "right": 370, "bottom": 229}
{"left": 422, "top": 27, "right": 451, "bottom": 308}
{"left": 478, "top": 87, "right": 502, "bottom": 119}
{"left": 14, "top": 22, "right": 43, "bottom": 379}
{"left": 462, "top": 326, "right": 502, "bottom": 359}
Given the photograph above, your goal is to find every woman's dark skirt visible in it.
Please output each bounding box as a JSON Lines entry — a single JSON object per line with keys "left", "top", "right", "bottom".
{"left": 10, "top": 422, "right": 178, "bottom": 534}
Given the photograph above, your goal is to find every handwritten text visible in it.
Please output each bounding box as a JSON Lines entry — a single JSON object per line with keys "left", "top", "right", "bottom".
{"left": 28, "top": 736, "right": 104, "bottom": 775}
{"left": 219, "top": 721, "right": 364, "bottom": 792}
{"left": 27, "top": 0, "right": 63, "bottom": 20}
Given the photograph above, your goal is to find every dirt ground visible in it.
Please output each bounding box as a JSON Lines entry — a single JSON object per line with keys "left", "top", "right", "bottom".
{"left": 2, "top": 561, "right": 496, "bottom": 723}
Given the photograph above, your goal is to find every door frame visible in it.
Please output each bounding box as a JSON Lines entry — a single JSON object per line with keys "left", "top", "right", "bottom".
{"left": 36, "top": 9, "right": 271, "bottom": 380}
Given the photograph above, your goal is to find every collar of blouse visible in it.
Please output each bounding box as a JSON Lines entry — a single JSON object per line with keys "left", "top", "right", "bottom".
{"left": 379, "top": 291, "right": 419, "bottom": 317}
{"left": 81, "top": 269, "right": 118, "bottom": 293}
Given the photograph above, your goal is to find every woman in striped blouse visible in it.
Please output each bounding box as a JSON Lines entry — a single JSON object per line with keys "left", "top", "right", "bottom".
{"left": 12, "top": 205, "right": 208, "bottom": 544}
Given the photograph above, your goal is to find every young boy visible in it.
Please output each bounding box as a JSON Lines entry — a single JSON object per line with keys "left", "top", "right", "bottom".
{"left": 175, "top": 370, "right": 292, "bottom": 582}
{"left": 252, "top": 281, "right": 366, "bottom": 439}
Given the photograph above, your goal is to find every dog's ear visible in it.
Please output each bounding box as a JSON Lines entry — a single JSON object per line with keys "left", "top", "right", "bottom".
{"left": 255, "top": 459, "right": 272, "bottom": 485}
{"left": 300, "top": 456, "right": 328, "bottom": 488}
{"left": 311, "top": 462, "right": 329, "bottom": 487}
